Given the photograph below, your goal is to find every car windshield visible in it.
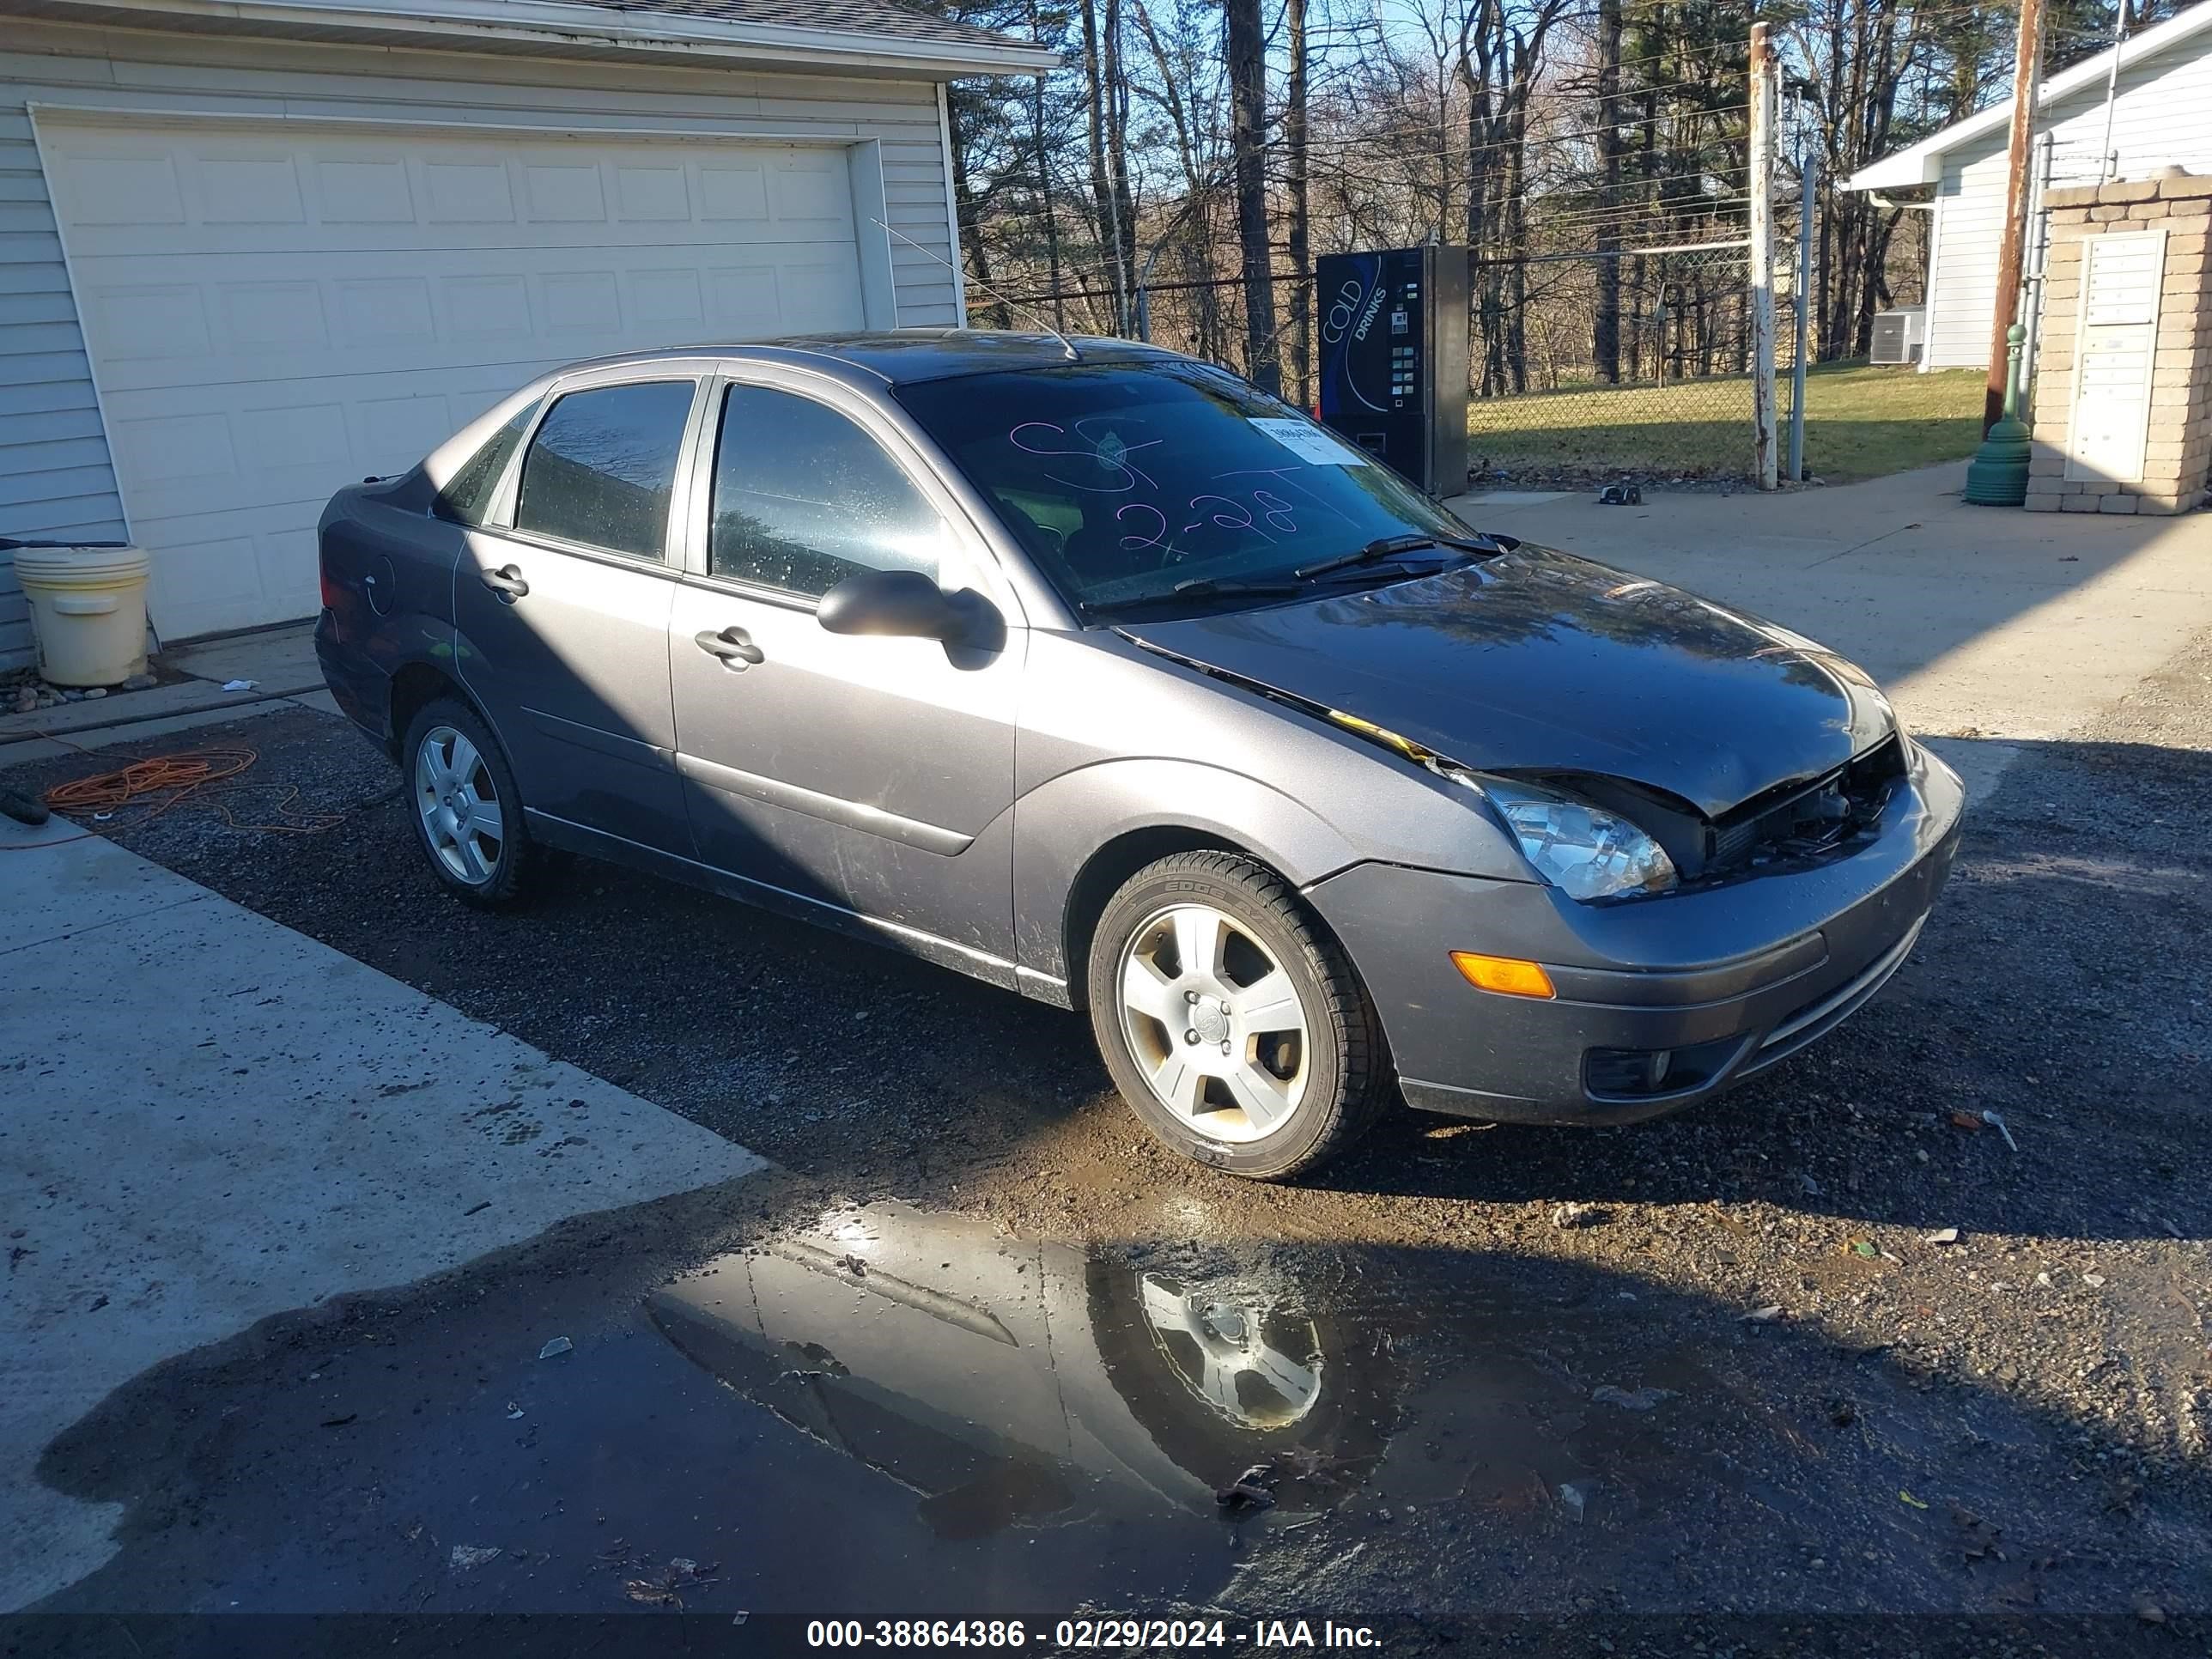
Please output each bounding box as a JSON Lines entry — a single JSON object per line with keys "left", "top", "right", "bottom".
{"left": 892, "top": 360, "right": 1477, "bottom": 618}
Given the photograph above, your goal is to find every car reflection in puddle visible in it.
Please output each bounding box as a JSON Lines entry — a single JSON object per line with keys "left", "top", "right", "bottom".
{"left": 646, "top": 1202, "right": 2055, "bottom": 1617}
{"left": 648, "top": 1201, "right": 1396, "bottom": 1544}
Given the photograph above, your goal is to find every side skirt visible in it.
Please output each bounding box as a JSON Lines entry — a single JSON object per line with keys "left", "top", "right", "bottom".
{"left": 524, "top": 807, "right": 1073, "bottom": 1006}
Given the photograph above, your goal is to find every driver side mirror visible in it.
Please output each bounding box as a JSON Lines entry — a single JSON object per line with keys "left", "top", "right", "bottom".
{"left": 817, "top": 568, "right": 992, "bottom": 647}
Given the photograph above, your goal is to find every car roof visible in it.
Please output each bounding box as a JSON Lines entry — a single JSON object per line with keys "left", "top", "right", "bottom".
{"left": 564, "top": 329, "right": 1186, "bottom": 389}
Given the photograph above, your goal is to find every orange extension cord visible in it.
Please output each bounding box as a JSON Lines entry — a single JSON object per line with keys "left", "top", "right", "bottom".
{"left": 4, "top": 744, "right": 348, "bottom": 848}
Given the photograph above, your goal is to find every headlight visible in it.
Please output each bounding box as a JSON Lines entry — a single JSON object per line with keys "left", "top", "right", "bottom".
{"left": 1454, "top": 775, "right": 1678, "bottom": 902}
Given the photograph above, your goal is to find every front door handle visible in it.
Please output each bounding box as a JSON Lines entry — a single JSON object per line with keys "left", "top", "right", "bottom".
{"left": 694, "top": 625, "right": 765, "bottom": 669}
{"left": 480, "top": 564, "right": 529, "bottom": 602}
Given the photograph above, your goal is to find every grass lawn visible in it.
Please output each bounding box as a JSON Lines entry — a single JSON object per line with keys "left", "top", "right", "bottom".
{"left": 1466, "top": 362, "right": 1986, "bottom": 484}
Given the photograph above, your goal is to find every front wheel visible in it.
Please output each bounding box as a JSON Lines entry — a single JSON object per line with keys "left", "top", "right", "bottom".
{"left": 1086, "top": 850, "right": 1389, "bottom": 1180}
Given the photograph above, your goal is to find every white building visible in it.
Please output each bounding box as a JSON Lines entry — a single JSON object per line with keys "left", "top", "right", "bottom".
{"left": 0, "top": 0, "right": 1049, "bottom": 665}
{"left": 1845, "top": 0, "right": 2212, "bottom": 372}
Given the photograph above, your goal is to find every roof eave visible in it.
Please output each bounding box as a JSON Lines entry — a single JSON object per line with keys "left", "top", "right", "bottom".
{"left": 1844, "top": 149, "right": 1954, "bottom": 191}
{"left": 1841, "top": 0, "right": 2212, "bottom": 192}
{"left": 30, "top": 0, "right": 1061, "bottom": 78}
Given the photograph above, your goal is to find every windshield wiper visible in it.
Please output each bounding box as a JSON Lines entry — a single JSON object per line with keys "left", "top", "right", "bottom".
{"left": 1102, "top": 576, "right": 1306, "bottom": 616}
{"left": 1293, "top": 532, "right": 1504, "bottom": 581}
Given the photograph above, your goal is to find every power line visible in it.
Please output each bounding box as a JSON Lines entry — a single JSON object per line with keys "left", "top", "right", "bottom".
{"left": 1285, "top": 99, "right": 1753, "bottom": 160}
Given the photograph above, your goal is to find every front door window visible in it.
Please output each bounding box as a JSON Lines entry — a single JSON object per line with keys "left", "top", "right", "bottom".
{"left": 708, "top": 384, "right": 950, "bottom": 596}
{"left": 513, "top": 380, "right": 696, "bottom": 560}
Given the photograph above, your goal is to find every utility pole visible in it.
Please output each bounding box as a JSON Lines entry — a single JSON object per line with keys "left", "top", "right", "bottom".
{"left": 1985, "top": 0, "right": 2045, "bottom": 433}
{"left": 1790, "top": 133, "right": 1815, "bottom": 484}
{"left": 1749, "top": 21, "right": 1778, "bottom": 491}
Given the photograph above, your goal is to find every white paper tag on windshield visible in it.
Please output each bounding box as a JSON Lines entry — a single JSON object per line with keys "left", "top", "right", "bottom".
{"left": 1248, "top": 416, "right": 1370, "bottom": 465}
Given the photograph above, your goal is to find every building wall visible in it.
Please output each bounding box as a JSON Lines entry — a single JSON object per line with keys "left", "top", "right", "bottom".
{"left": 1923, "top": 27, "right": 2212, "bottom": 371}
{"left": 2025, "top": 173, "right": 2212, "bottom": 515}
{"left": 0, "top": 19, "right": 960, "bottom": 667}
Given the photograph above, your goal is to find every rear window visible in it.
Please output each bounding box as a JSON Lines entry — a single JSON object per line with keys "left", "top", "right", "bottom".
{"left": 432, "top": 405, "right": 535, "bottom": 526}
{"left": 513, "top": 380, "right": 696, "bottom": 560}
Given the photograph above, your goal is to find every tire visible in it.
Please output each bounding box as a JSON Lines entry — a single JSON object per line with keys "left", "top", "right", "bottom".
{"left": 1085, "top": 850, "right": 1389, "bottom": 1179}
{"left": 400, "top": 696, "right": 556, "bottom": 909}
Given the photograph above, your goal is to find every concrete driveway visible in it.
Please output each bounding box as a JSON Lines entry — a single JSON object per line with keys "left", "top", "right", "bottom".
{"left": 0, "top": 814, "right": 765, "bottom": 1609}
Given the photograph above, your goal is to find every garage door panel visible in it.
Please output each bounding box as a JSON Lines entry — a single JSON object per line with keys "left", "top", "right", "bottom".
{"left": 106, "top": 380, "right": 530, "bottom": 522}
{"left": 778, "top": 260, "right": 868, "bottom": 333}
{"left": 633, "top": 268, "right": 707, "bottom": 330}
{"left": 196, "top": 153, "right": 306, "bottom": 225}
{"left": 771, "top": 155, "right": 859, "bottom": 231}
{"left": 50, "top": 149, "right": 187, "bottom": 227}
{"left": 49, "top": 117, "right": 870, "bottom": 638}
{"left": 699, "top": 160, "right": 769, "bottom": 224}
{"left": 154, "top": 513, "right": 325, "bottom": 641}
{"left": 71, "top": 246, "right": 859, "bottom": 391}
{"left": 314, "top": 157, "right": 414, "bottom": 223}
{"left": 523, "top": 162, "right": 607, "bottom": 223}
{"left": 52, "top": 129, "right": 865, "bottom": 257}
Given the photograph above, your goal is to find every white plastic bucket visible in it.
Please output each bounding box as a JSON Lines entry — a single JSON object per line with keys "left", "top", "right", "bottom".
{"left": 12, "top": 544, "right": 152, "bottom": 686}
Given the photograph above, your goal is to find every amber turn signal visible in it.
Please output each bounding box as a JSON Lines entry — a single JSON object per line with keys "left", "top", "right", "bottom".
{"left": 1449, "top": 951, "right": 1556, "bottom": 1000}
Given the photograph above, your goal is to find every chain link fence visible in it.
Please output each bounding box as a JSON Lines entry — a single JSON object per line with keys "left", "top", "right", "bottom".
{"left": 1464, "top": 243, "right": 1764, "bottom": 487}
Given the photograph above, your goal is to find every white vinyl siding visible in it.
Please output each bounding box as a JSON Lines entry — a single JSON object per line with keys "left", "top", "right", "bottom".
{"left": 0, "top": 16, "right": 963, "bottom": 663}
{"left": 0, "top": 101, "right": 129, "bottom": 663}
{"left": 1922, "top": 27, "right": 2212, "bottom": 370}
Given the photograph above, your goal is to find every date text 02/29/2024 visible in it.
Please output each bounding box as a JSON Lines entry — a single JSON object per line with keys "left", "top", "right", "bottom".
{"left": 804, "top": 1619, "right": 1384, "bottom": 1649}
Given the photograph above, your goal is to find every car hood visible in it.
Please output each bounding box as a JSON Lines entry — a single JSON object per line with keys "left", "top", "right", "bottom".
{"left": 1114, "top": 544, "right": 1895, "bottom": 819}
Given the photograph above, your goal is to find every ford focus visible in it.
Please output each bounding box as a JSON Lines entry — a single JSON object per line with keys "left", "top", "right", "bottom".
{"left": 315, "top": 331, "right": 1963, "bottom": 1178}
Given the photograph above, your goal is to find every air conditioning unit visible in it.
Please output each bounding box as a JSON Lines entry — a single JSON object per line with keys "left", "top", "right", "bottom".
{"left": 1869, "top": 307, "right": 1926, "bottom": 366}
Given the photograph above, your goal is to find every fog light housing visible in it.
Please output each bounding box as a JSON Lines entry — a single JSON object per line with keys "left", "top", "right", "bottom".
{"left": 1584, "top": 1048, "right": 1675, "bottom": 1097}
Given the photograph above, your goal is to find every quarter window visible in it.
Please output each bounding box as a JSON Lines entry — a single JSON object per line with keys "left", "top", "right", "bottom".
{"left": 708, "top": 384, "right": 947, "bottom": 597}
{"left": 513, "top": 380, "right": 696, "bottom": 560}
{"left": 434, "top": 404, "right": 534, "bottom": 526}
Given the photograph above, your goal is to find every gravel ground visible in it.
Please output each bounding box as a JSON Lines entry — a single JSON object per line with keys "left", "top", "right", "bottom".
{"left": 9, "top": 626, "right": 2210, "bottom": 1644}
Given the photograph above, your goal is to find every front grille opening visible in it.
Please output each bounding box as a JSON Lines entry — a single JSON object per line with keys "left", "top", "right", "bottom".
{"left": 1705, "top": 735, "right": 1903, "bottom": 879}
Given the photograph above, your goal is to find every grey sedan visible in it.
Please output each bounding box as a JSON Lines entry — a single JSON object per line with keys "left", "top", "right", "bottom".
{"left": 315, "top": 331, "right": 1964, "bottom": 1178}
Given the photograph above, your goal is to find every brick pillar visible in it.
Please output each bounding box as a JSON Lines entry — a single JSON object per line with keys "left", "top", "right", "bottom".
{"left": 2024, "top": 172, "right": 2212, "bottom": 516}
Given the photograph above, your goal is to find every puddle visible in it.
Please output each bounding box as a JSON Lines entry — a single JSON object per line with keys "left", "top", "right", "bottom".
{"left": 33, "top": 1198, "right": 2090, "bottom": 1618}
{"left": 631, "top": 1202, "right": 2066, "bottom": 1615}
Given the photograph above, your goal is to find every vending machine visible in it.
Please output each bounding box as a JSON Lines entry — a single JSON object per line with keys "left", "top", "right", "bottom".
{"left": 1313, "top": 246, "right": 1469, "bottom": 496}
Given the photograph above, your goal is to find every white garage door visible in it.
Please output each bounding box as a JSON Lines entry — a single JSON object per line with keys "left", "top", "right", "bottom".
{"left": 39, "top": 115, "right": 872, "bottom": 640}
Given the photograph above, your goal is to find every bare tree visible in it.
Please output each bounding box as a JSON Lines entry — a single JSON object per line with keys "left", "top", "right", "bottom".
{"left": 1285, "top": 0, "right": 1313, "bottom": 404}
{"left": 1226, "top": 0, "right": 1278, "bottom": 392}
{"left": 1594, "top": 0, "right": 1623, "bottom": 381}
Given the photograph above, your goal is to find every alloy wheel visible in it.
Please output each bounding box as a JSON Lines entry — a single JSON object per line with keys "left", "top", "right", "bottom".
{"left": 414, "top": 724, "right": 505, "bottom": 885}
{"left": 1116, "top": 902, "right": 1310, "bottom": 1143}
{"left": 1135, "top": 1273, "right": 1324, "bottom": 1430}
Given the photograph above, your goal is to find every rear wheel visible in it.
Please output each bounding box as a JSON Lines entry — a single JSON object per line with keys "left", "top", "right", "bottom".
{"left": 1086, "top": 851, "right": 1389, "bottom": 1180}
{"left": 401, "top": 697, "right": 555, "bottom": 908}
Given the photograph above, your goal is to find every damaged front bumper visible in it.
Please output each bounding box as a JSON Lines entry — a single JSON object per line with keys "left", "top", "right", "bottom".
{"left": 1305, "top": 739, "right": 1966, "bottom": 1125}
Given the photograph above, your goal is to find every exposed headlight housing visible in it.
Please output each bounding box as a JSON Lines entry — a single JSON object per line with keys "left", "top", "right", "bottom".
{"left": 1453, "top": 774, "right": 1678, "bottom": 902}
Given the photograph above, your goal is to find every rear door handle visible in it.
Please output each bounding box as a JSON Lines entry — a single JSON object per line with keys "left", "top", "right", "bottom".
{"left": 694, "top": 625, "right": 765, "bottom": 669}
{"left": 480, "top": 564, "right": 529, "bottom": 602}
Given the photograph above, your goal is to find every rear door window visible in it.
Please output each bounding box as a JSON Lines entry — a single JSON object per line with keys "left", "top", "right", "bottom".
{"left": 513, "top": 380, "right": 696, "bottom": 561}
